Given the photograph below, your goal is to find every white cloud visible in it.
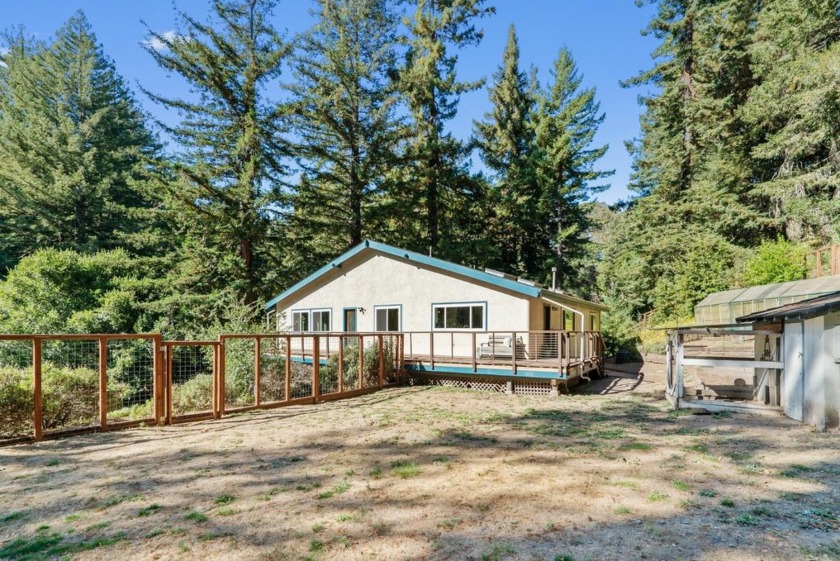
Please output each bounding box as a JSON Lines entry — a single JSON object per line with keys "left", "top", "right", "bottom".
{"left": 144, "top": 30, "right": 178, "bottom": 53}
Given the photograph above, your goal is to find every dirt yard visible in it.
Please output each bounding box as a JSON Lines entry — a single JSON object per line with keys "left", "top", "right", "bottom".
{"left": 1, "top": 373, "right": 838, "bottom": 561}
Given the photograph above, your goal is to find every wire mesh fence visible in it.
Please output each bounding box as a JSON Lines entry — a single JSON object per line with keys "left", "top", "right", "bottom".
{"left": 41, "top": 339, "right": 100, "bottom": 434}
{"left": 259, "top": 337, "right": 286, "bottom": 403}
{"left": 223, "top": 338, "right": 256, "bottom": 410}
{"left": 0, "top": 339, "right": 34, "bottom": 441}
{"left": 3, "top": 332, "right": 406, "bottom": 443}
{"left": 106, "top": 339, "right": 155, "bottom": 424}
{"left": 167, "top": 343, "right": 215, "bottom": 418}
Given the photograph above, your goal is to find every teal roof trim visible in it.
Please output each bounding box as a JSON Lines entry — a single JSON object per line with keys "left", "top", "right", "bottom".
{"left": 264, "top": 240, "right": 542, "bottom": 310}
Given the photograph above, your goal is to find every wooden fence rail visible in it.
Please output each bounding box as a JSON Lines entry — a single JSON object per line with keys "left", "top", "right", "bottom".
{"left": 0, "top": 332, "right": 404, "bottom": 445}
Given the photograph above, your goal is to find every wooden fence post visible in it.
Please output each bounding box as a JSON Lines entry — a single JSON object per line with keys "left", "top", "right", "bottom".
{"left": 378, "top": 334, "right": 384, "bottom": 387}
{"left": 218, "top": 338, "right": 226, "bottom": 417}
{"left": 338, "top": 337, "right": 344, "bottom": 394}
{"left": 211, "top": 343, "right": 219, "bottom": 419}
{"left": 166, "top": 343, "right": 173, "bottom": 425}
{"left": 99, "top": 337, "right": 108, "bottom": 431}
{"left": 33, "top": 338, "right": 42, "bottom": 441}
{"left": 153, "top": 335, "right": 164, "bottom": 425}
{"left": 312, "top": 335, "right": 320, "bottom": 401}
{"left": 254, "top": 337, "right": 261, "bottom": 407}
{"left": 285, "top": 336, "right": 291, "bottom": 401}
{"left": 358, "top": 335, "right": 364, "bottom": 389}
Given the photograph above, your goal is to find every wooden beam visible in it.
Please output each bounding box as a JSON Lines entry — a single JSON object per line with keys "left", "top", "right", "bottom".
{"left": 99, "top": 338, "right": 108, "bottom": 431}
{"left": 284, "top": 336, "right": 291, "bottom": 401}
{"left": 682, "top": 357, "right": 784, "bottom": 369}
{"left": 218, "top": 339, "right": 226, "bottom": 417}
{"left": 33, "top": 338, "right": 42, "bottom": 441}
{"left": 312, "top": 336, "right": 320, "bottom": 401}
{"left": 378, "top": 334, "right": 384, "bottom": 387}
{"left": 254, "top": 337, "right": 261, "bottom": 407}
{"left": 338, "top": 337, "right": 344, "bottom": 394}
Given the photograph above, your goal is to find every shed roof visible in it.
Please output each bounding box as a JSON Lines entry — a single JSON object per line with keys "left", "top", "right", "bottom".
{"left": 696, "top": 275, "right": 840, "bottom": 308}
{"left": 264, "top": 240, "right": 608, "bottom": 311}
{"left": 736, "top": 291, "right": 840, "bottom": 323}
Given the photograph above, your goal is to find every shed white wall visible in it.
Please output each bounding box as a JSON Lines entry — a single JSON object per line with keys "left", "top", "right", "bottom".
{"left": 783, "top": 314, "right": 840, "bottom": 430}
{"left": 276, "top": 252, "right": 532, "bottom": 356}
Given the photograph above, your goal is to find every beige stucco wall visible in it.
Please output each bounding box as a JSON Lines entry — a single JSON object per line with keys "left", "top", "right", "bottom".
{"left": 527, "top": 298, "right": 602, "bottom": 332}
{"left": 275, "top": 251, "right": 532, "bottom": 355}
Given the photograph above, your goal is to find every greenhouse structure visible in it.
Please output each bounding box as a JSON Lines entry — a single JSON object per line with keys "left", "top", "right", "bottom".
{"left": 695, "top": 275, "right": 840, "bottom": 325}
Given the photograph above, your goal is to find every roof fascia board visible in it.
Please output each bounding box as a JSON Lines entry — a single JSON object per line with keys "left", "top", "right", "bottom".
{"left": 264, "top": 239, "right": 545, "bottom": 310}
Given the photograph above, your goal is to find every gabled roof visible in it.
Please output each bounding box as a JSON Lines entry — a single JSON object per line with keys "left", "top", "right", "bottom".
{"left": 736, "top": 290, "right": 840, "bottom": 323}
{"left": 265, "top": 240, "right": 607, "bottom": 311}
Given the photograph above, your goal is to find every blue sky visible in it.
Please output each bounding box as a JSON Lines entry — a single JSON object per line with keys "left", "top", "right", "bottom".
{"left": 3, "top": 1, "right": 658, "bottom": 204}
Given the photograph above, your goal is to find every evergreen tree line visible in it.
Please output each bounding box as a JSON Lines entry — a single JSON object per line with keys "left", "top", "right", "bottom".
{"left": 0, "top": 0, "right": 610, "bottom": 336}
{"left": 601, "top": 0, "right": 840, "bottom": 338}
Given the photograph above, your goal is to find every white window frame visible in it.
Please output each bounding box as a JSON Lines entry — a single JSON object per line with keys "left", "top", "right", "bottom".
{"left": 291, "top": 310, "right": 310, "bottom": 332}
{"left": 291, "top": 308, "right": 331, "bottom": 332}
{"left": 432, "top": 302, "right": 486, "bottom": 331}
{"left": 374, "top": 305, "right": 401, "bottom": 332}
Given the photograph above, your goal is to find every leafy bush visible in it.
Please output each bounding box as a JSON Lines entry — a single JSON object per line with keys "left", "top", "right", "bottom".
{"left": 321, "top": 339, "right": 397, "bottom": 390}
{"left": 1, "top": 363, "right": 130, "bottom": 435}
{"left": 738, "top": 238, "right": 808, "bottom": 287}
{"left": 172, "top": 374, "right": 213, "bottom": 414}
{"left": 0, "top": 248, "right": 141, "bottom": 334}
{"left": 0, "top": 367, "right": 33, "bottom": 436}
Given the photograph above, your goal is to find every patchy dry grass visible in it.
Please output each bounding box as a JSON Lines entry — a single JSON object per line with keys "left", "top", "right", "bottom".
{"left": 0, "top": 374, "right": 838, "bottom": 561}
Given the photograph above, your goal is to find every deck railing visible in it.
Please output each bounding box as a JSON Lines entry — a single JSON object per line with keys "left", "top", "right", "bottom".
{"left": 402, "top": 330, "right": 605, "bottom": 376}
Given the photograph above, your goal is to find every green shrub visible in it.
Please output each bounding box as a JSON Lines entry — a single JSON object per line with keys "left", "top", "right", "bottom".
{"left": 172, "top": 374, "right": 213, "bottom": 414}
{"left": 321, "top": 339, "right": 396, "bottom": 390}
{"left": 0, "top": 367, "right": 33, "bottom": 436}
{"left": 739, "top": 238, "right": 809, "bottom": 287}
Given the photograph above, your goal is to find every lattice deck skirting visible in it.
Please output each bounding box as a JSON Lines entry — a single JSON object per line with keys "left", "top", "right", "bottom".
{"left": 408, "top": 374, "right": 563, "bottom": 396}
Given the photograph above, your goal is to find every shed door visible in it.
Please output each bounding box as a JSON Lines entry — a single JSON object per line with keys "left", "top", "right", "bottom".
{"left": 783, "top": 322, "right": 804, "bottom": 421}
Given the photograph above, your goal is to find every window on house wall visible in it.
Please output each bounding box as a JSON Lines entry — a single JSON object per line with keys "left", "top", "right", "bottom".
{"left": 433, "top": 303, "right": 485, "bottom": 330}
{"left": 292, "top": 311, "right": 309, "bottom": 331}
{"left": 564, "top": 311, "right": 576, "bottom": 331}
{"left": 375, "top": 306, "right": 400, "bottom": 331}
{"left": 590, "top": 313, "right": 597, "bottom": 331}
{"left": 312, "top": 309, "right": 331, "bottom": 331}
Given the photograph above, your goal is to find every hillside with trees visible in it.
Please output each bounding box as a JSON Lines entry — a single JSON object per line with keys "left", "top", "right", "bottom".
{"left": 0, "top": 0, "right": 837, "bottom": 344}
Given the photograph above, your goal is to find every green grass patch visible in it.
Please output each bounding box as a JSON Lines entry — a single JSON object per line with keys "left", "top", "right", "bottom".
{"left": 647, "top": 491, "right": 668, "bottom": 502}
{"left": 698, "top": 489, "right": 717, "bottom": 498}
{"left": 198, "top": 531, "right": 226, "bottom": 541}
{"left": 137, "top": 504, "right": 161, "bottom": 517}
{"left": 480, "top": 543, "right": 515, "bottom": 561}
{"left": 619, "top": 442, "right": 653, "bottom": 451}
{"left": 102, "top": 494, "right": 143, "bottom": 508}
{"left": 1, "top": 511, "right": 24, "bottom": 524}
{"left": 64, "top": 514, "right": 81, "bottom": 522}
{"left": 309, "top": 539, "right": 325, "bottom": 552}
{"left": 214, "top": 493, "right": 235, "bottom": 505}
{"left": 369, "top": 466, "right": 383, "bottom": 479}
{"left": 312, "top": 522, "right": 325, "bottom": 533}
{"left": 390, "top": 460, "right": 420, "bottom": 479}
{"left": 780, "top": 464, "right": 813, "bottom": 478}
{"left": 85, "top": 521, "right": 111, "bottom": 532}
{"left": 336, "top": 513, "right": 361, "bottom": 523}
{"left": 736, "top": 514, "right": 758, "bottom": 526}
{"left": 216, "top": 507, "right": 236, "bottom": 516}
{"left": 670, "top": 480, "right": 691, "bottom": 492}
{"left": 318, "top": 480, "right": 351, "bottom": 500}
{"left": 720, "top": 498, "right": 735, "bottom": 507}
{"left": 184, "top": 511, "right": 208, "bottom": 523}
{"left": 608, "top": 480, "right": 640, "bottom": 491}
{"left": 614, "top": 506, "right": 632, "bottom": 515}
{"left": 0, "top": 531, "right": 126, "bottom": 560}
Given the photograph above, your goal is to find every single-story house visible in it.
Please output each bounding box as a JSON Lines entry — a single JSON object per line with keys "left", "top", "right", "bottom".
{"left": 737, "top": 291, "right": 840, "bottom": 430}
{"left": 264, "top": 240, "right": 607, "bottom": 382}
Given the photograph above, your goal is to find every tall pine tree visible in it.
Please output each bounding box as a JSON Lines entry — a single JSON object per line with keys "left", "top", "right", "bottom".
{"left": 533, "top": 47, "right": 611, "bottom": 293}
{"left": 143, "top": 0, "right": 290, "bottom": 318}
{"left": 396, "top": 0, "right": 493, "bottom": 260}
{"left": 286, "top": 0, "right": 405, "bottom": 269}
{"left": 474, "top": 25, "right": 540, "bottom": 277}
{"left": 0, "top": 12, "right": 159, "bottom": 273}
